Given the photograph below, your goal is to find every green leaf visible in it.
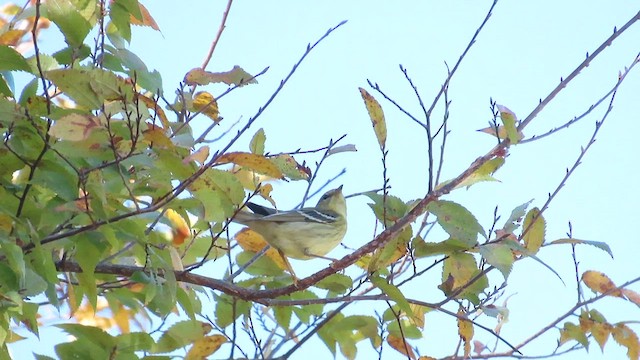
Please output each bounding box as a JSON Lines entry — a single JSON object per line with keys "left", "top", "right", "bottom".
{"left": 315, "top": 273, "right": 353, "bottom": 294}
{"left": 46, "top": 67, "right": 134, "bottom": 109}
{"left": 153, "top": 320, "right": 209, "bottom": 353}
{"left": 479, "top": 243, "right": 515, "bottom": 279}
{"left": 291, "top": 290, "right": 323, "bottom": 324}
{"left": 456, "top": 157, "right": 504, "bottom": 189}
{"left": 501, "top": 200, "right": 533, "bottom": 234}
{"left": 497, "top": 104, "right": 520, "bottom": 144}
{"left": 109, "top": 0, "right": 133, "bottom": 41}
{"left": 365, "top": 193, "right": 409, "bottom": 227}
{"left": 387, "top": 320, "right": 422, "bottom": 339}
{"left": 56, "top": 324, "right": 116, "bottom": 357}
{"left": 359, "top": 87, "right": 386, "bottom": 149}
{"left": 559, "top": 322, "right": 589, "bottom": 348}
{"left": 371, "top": 273, "right": 414, "bottom": 319}
{"left": 214, "top": 294, "right": 251, "bottom": 329}
{"left": 190, "top": 169, "right": 244, "bottom": 222}
{"left": 427, "top": 200, "right": 485, "bottom": 246}
{"left": 52, "top": 44, "right": 92, "bottom": 65}
{"left": 116, "top": 332, "right": 155, "bottom": 353}
{"left": 0, "top": 45, "right": 31, "bottom": 72}
{"left": 505, "top": 240, "right": 565, "bottom": 285}
{"left": 250, "top": 128, "right": 266, "bottom": 155}
{"left": 413, "top": 236, "right": 469, "bottom": 258}
{"left": 274, "top": 304, "right": 293, "bottom": 330}
{"left": 547, "top": 238, "right": 613, "bottom": 258}
{"left": 235, "top": 251, "right": 283, "bottom": 277}
{"left": 523, "top": 207, "right": 545, "bottom": 254}
{"left": 45, "top": 0, "right": 92, "bottom": 47}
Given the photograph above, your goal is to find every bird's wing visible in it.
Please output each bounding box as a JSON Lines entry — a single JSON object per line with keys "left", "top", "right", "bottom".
{"left": 260, "top": 208, "right": 339, "bottom": 224}
{"left": 246, "top": 202, "right": 277, "bottom": 216}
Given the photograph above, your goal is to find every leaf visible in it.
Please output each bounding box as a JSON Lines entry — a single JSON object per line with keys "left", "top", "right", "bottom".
{"left": 45, "top": 0, "right": 92, "bottom": 47}
{"left": 359, "top": 87, "right": 386, "bottom": 149}
{"left": 387, "top": 335, "right": 416, "bottom": 360}
{"left": 427, "top": 200, "right": 485, "bottom": 246}
{"left": 623, "top": 289, "right": 640, "bottom": 307}
{"left": 215, "top": 152, "right": 283, "bottom": 179}
{"left": 249, "top": 128, "right": 266, "bottom": 155}
{"left": 0, "top": 45, "right": 31, "bottom": 72}
{"left": 185, "top": 334, "right": 227, "bottom": 360}
{"left": 477, "top": 124, "right": 524, "bottom": 141}
{"left": 612, "top": 323, "right": 640, "bottom": 360}
{"left": 559, "top": 322, "right": 589, "bottom": 348}
{"left": 547, "top": 238, "right": 613, "bottom": 258}
{"left": 191, "top": 91, "right": 219, "bottom": 121}
{"left": 366, "top": 193, "right": 409, "bottom": 227}
{"left": 184, "top": 66, "right": 257, "bottom": 87}
{"left": 190, "top": 169, "right": 245, "bottom": 222}
{"left": 235, "top": 228, "right": 287, "bottom": 271}
{"left": 327, "top": 144, "right": 357, "bottom": 157}
{"left": 46, "top": 67, "right": 133, "bottom": 109}
{"left": 582, "top": 270, "right": 623, "bottom": 297}
{"left": 504, "top": 240, "right": 564, "bottom": 285}
{"left": 368, "top": 226, "right": 412, "bottom": 271}
{"left": 478, "top": 243, "right": 515, "bottom": 279}
{"left": 441, "top": 253, "right": 488, "bottom": 304}
{"left": 130, "top": 3, "right": 160, "bottom": 30}
{"left": 457, "top": 309, "right": 474, "bottom": 358}
{"left": 315, "top": 273, "right": 353, "bottom": 294}
{"left": 270, "top": 154, "right": 311, "bottom": 181}
{"left": 456, "top": 157, "right": 504, "bottom": 189}
{"left": 501, "top": 200, "right": 533, "bottom": 234}
{"left": 371, "top": 273, "right": 414, "bottom": 320}
{"left": 49, "top": 113, "right": 104, "bottom": 141}
{"left": 153, "top": 320, "right": 212, "bottom": 353}
{"left": 522, "top": 207, "right": 545, "bottom": 254}
{"left": 497, "top": 104, "right": 520, "bottom": 144}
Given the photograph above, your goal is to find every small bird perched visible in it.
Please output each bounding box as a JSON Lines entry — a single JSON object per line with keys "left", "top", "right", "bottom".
{"left": 232, "top": 186, "right": 347, "bottom": 283}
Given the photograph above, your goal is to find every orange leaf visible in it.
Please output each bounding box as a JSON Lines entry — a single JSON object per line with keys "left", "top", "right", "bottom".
{"left": 113, "top": 304, "right": 131, "bottom": 334}
{"left": 130, "top": 3, "right": 160, "bottom": 31}
{"left": 216, "top": 152, "right": 283, "bottom": 179}
{"left": 183, "top": 146, "right": 210, "bottom": 166}
{"left": 582, "top": 271, "right": 623, "bottom": 297}
{"left": 387, "top": 335, "right": 416, "bottom": 360}
{"left": 136, "top": 93, "right": 169, "bottom": 129}
{"left": 166, "top": 209, "right": 190, "bottom": 246}
{"left": 235, "top": 228, "right": 287, "bottom": 270}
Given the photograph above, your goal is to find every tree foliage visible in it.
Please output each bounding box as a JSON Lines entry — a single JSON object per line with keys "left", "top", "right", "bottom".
{"left": 1, "top": 1, "right": 639, "bottom": 359}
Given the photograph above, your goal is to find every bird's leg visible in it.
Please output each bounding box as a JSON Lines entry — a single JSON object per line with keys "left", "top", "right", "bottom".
{"left": 303, "top": 249, "right": 340, "bottom": 270}
{"left": 278, "top": 248, "right": 300, "bottom": 286}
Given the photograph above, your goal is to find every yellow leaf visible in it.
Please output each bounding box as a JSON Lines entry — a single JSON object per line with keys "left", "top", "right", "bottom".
{"left": 235, "top": 228, "right": 287, "bottom": 270}
{"left": 49, "top": 113, "right": 104, "bottom": 141}
{"left": 183, "top": 146, "right": 210, "bottom": 166}
{"left": 185, "top": 334, "right": 227, "bottom": 360}
{"left": 456, "top": 157, "right": 504, "bottom": 189}
{"left": 612, "top": 323, "right": 640, "bottom": 360}
{"left": 184, "top": 66, "right": 257, "bottom": 87}
{"left": 457, "top": 309, "right": 474, "bottom": 358}
{"left": 497, "top": 104, "right": 520, "bottom": 144}
{"left": 477, "top": 125, "right": 524, "bottom": 141}
{"left": 582, "top": 271, "right": 623, "bottom": 297}
{"left": 113, "top": 304, "right": 131, "bottom": 334}
{"left": 523, "top": 207, "right": 545, "bottom": 254}
{"left": 387, "top": 335, "right": 416, "bottom": 360}
{"left": 216, "top": 152, "right": 283, "bottom": 179}
{"left": 192, "top": 91, "right": 219, "bottom": 121}
{"left": 136, "top": 93, "right": 169, "bottom": 129}
{"left": 359, "top": 87, "right": 386, "bottom": 149}
{"left": 143, "top": 125, "right": 174, "bottom": 149}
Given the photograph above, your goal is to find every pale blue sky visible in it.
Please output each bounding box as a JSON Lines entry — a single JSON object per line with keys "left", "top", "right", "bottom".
{"left": 9, "top": 1, "right": 640, "bottom": 359}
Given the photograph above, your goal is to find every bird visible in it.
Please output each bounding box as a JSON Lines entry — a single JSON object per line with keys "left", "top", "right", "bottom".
{"left": 232, "top": 186, "right": 347, "bottom": 284}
